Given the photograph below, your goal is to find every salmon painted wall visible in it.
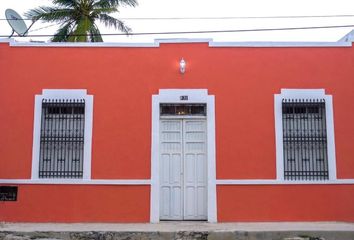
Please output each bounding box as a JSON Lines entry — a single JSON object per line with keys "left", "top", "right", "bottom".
{"left": 1, "top": 42, "right": 354, "bottom": 180}
{"left": 0, "top": 185, "right": 150, "bottom": 222}
{"left": 217, "top": 185, "right": 354, "bottom": 222}
{"left": 1, "top": 41, "right": 354, "bottom": 222}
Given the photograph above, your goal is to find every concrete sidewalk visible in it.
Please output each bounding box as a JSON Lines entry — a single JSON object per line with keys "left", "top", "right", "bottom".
{"left": 1, "top": 221, "right": 354, "bottom": 232}
{"left": 1, "top": 222, "right": 354, "bottom": 240}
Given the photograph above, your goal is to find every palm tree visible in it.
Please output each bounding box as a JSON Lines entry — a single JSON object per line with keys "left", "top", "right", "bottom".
{"left": 25, "top": 0, "right": 137, "bottom": 42}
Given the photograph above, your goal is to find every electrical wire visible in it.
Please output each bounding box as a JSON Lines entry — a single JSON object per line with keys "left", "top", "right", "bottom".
{"left": 102, "top": 15, "right": 354, "bottom": 20}
{"left": 2, "top": 24, "right": 354, "bottom": 38}
{"left": 2, "top": 14, "right": 354, "bottom": 21}
{"left": 28, "top": 23, "right": 58, "bottom": 32}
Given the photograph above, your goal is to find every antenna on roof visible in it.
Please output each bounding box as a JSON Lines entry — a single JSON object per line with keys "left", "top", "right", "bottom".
{"left": 5, "top": 9, "right": 36, "bottom": 38}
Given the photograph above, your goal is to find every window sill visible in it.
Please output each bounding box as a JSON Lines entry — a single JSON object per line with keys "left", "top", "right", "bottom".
{"left": 0, "top": 179, "right": 151, "bottom": 185}
{"left": 216, "top": 179, "right": 354, "bottom": 185}
{"left": 2, "top": 179, "right": 354, "bottom": 185}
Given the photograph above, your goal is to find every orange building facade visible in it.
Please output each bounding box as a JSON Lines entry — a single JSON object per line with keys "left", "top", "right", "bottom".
{"left": 1, "top": 35, "right": 354, "bottom": 222}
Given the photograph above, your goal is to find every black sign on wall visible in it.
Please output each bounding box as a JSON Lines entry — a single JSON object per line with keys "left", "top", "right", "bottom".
{"left": 0, "top": 186, "right": 18, "bottom": 201}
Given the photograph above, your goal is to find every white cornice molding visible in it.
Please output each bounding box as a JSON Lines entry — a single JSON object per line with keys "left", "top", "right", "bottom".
{"left": 1, "top": 31, "right": 354, "bottom": 48}
{"left": 1, "top": 179, "right": 354, "bottom": 185}
{"left": 209, "top": 41, "right": 352, "bottom": 47}
{"left": 216, "top": 179, "right": 354, "bottom": 185}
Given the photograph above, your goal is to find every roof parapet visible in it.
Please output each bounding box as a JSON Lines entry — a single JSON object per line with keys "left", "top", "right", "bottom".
{"left": 338, "top": 29, "right": 354, "bottom": 42}
{"left": 1, "top": 30, "right": 354, "bottom": 47}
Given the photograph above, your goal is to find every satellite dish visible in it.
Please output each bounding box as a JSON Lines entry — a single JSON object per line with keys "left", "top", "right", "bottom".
{"left": 5, "top": 9, "right": 32, "bottom": 37}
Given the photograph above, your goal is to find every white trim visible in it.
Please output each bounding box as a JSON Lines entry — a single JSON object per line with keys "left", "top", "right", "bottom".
{"left": 216, "top": 179, "right": 354, "bottom": 185}
{"left": 0, "top": 179, "right": 150, "bottom": 185}
{"left": 159, "top": 115, "right": 207, "bottom": 119}
{"left": 338, "top": 29, "right": 354, "bottom": 42}
{"left": 274, "top": 89, "right": 337, "bottom": 181}
{"left": 150, "top": 89, "right": 217, "bottom": 223}
{"left": 150, "top": 95, "right": 160, "bottom": 223}
{"left": 206, "top": 95, "right": 217, "bottom": 223}
{"left": 0, "top": 38, "right": 159, "bottom": 48}
{"left": 155, "top": 38, "right": 214, "bottom": 44}
{"left": 209, "top": 41, "right": 352, "bottom": 47}
{"left": 2, "top": 31, "right": 354, "bottom": 48}
{"left": 31, "top": 89, "right": 94, "bottom": 180}
{"left": 2, "top": 178, "right": 354, "bottom": 185}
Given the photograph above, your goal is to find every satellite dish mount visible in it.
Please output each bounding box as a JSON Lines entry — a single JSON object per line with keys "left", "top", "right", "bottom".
{"left": 5, "top": 9, "right": 36, "bottom": 38}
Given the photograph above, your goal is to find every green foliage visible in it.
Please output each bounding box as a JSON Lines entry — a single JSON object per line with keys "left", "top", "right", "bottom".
{"left": 25, "top": 0, "right": 138, "bottom": 42}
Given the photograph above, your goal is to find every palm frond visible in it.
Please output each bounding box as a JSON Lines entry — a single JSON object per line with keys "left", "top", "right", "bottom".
{"left": 92, "top": 7, "right": 118, "bottom": 15}
{"left": 92, "top": 0, "right": 111, "bottom": 9}
{"left": 24, "top": 6, "right": 74, "bottom": 22}
{"left": 99, "top": 13, "right": 131, "bottom": 34}
{"left": 89, "top": 24, "right": 103, "bottom": 42}
{"left": 93, "top": 0, "right": 137, "bottom": 8}
{"left": 25, "top": 0, "right": 136, "bottom": 42}
{"left": 52, "top": 21, "right": 74, "bottom": 42}
{"left": 52, "top": 0, "right": 77, "bottom": 8}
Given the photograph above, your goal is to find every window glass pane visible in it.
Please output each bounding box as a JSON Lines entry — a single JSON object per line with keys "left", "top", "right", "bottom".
{"left": 160, "top": 105, "right": 175, "bottom": 115}
{"left": 191, "top": 105, "right": 206, "bottom": 115}
{"left": 160, "top": 104, "right": 206, "bottom": 116}
{"left": 176, "top": 105, "right": 189, "bottom": 115}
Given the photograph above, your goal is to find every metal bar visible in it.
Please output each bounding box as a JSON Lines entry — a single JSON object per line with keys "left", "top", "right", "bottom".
{"left": 293, "top": 100, "right": 299, "bottom": 180}
{"left": 282, "top": 99, "right": 288, "bottom": 179}
{"left": 80, "top": 99, "right": 85, "bottom": 177}
{"left": 8, "top": 29, "right": 14, "bottom": 38}
{"left": 63, "top": 100, "right": 68, "bottom": 177}
{"left": 70, "top": 100, "right": 74, "bottom": 177}
{"left": 49, "top": 100, "right": 55, "bottom": 177}
{"left": 74, "top": 100, "right": 79, "bottom": 177}
{"left": 48, "top": 100, "right": 53, "bottom": 178}
{"left": 282, "top": 99, "right": 328, "bottom": 181}
{"left": 39, "top": 99, "right": 46, "bottom": 177}
{"left": 321, "top": 100, "right": 328, "bottom": 179}
{"left": 39, "top": 99, "right": 85, "bottom": 178}
{"left": 291, "top": 100, "right": 295, "bottom": 180}
{"left": 54, "top": 100, "right": 59, "bottom": 178}
{"left": 318, "top": 101, "right": 322, "bottom": 179}
{"left": 308, "top": 101, "right": 314, "bottom": 180}
{"left": 58, "top": 99, "right": 63, "bottom": 177}
{"left": 300, "top": 99, "right": 305, "bottom": 180}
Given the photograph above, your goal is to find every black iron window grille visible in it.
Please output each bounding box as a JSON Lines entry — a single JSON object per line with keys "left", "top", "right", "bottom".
{"left": 160, "top": 104, "right": 207, "bottom": 116}
{"left": 39, "top": 99, "right": 85, "bottom": 178}
{"left": 0, "top": 186, "right": 18, "bottom": 201}
{"left": 282, "top": 99, "right": 329, "bottom": 181}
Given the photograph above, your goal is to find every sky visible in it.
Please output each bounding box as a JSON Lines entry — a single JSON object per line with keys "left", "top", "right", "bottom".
{"left": 1, "top": 0, "right": 354, "bottom": 43}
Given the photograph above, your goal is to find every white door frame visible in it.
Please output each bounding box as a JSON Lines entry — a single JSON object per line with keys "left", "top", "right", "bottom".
{"left": 150, "top": 89, "right": 217, "bottom": 223}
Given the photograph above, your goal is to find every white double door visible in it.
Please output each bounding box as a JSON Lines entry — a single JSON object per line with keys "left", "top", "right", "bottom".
{"left": 159, "top": 119, "right": 207, "bottom": 220}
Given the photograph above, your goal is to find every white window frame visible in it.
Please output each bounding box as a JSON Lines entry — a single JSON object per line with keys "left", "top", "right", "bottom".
{"left": 31, "top": 89, "right": 94, "bottom": 180}
{"left": 150, "top": 89, "right": 217, "bottom": 223}
{"left": 274, "top": 89, "right": 337, "bottom": 181}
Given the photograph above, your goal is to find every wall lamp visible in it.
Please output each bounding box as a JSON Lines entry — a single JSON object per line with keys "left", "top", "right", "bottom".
{"left": 180, "top": 58, "right": 186, "bottom": 74}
